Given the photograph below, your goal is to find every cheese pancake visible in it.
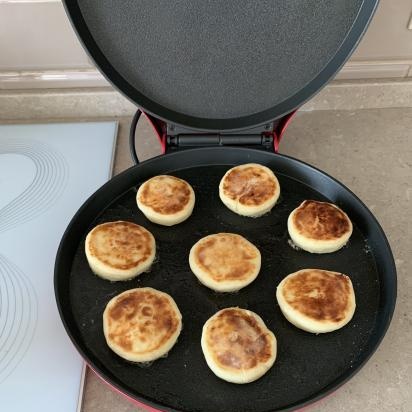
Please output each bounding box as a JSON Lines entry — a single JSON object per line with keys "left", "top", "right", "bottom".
{"left": 201, "top": 308, "right": 277, "bottom": 383}
{"left": 103, "top": 288, "right": 182, "bottom": 362}
{"left": 85, "top": 221, "right": 155, "bottom": 281}
{"left": 288, "top": 200, "right": 353, "bottom": 253}
{"left": 136, "top": 175, "right": 195, "bottom": 226}
{"left": 189, "top": 233, "right": 261, "bottom": 292}
{"left": 276, "top": 269, "right": 356, "bottom": 333}
{"left": 219, "top": 163, "right": 280, "bottom": 217}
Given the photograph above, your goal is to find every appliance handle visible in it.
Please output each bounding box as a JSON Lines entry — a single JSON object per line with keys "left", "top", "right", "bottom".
{"left": 128, "top": 109, "right": 142, "bottom": 164}
{"left": 129, "top": 109, "right": 166, "bottom": 165}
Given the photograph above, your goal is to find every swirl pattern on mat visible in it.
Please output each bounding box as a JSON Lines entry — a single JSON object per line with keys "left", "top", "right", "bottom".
{"left": 0, "top": 139, "right": 69, "bottom": 233}
{"left": 0, "top": 254, "right": 38, "bottom": 384}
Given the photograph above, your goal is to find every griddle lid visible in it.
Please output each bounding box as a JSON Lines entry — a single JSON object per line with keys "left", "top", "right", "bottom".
{"left": 64, "top": 0, "right": 378, "bottom": 131}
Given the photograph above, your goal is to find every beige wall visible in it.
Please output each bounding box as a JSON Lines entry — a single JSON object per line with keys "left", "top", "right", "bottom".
{"left": 353, "top": 0, "right": 412, "bottom": 60}
{"left": 0, "top": 0, "right": 411, "bottom": 87}
{"left": 0, "top": 1, "right": 92, "bottom": 71}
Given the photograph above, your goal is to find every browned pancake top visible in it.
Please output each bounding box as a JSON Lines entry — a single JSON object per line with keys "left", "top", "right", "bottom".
{"left": 106, "top": 289, "right": 180, "bottom": 354}
{"left": 222, "top": 165, "right": 277, "bottom": 206}
{"left": 88, "top": 221, "right": 153, "bottom": 270}
{"left": 292, "top": 200, "right": 351, "bottom": 240}
{"left": 139, "top": 175, "right": 191, "bottom": 214}
{"left": 205, "top": 308, "right": 273, "bottom": 370}
{"left": 194, "top": 234, "right": 259, "bottom": 281}
{"left": 282, "top": 270, "right": 353, "bottom": 322}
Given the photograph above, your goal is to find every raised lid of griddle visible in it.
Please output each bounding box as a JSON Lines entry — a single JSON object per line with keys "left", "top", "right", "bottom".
{"left": 65, "top": 0, "right": 378, "bottom": 130}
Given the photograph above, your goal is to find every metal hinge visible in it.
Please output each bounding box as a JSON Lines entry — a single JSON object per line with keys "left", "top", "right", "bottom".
{"left": 166, "top": 123, "right": 275, "bottom": 152}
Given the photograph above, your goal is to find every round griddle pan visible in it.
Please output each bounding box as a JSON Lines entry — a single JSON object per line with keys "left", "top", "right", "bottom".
{"left": 54, "top": 147, "right": 396, "bottom": 412}
{"left": 62, "top": 0, "right": 378, "bottom": 131}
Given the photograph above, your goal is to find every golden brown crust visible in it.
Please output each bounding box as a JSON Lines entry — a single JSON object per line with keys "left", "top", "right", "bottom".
{"left": 106, "top": 289, "right": 180, "bottom": 354}
{"left": 88, "top": 221, "right": 154, "bottom": 270}
{"left": 292, "top": 200, "right": 351, "bottom": 240}
{"left": 205, "top": 308, "right": 273, "bottom": 370}
{"left": 222, "top": 165, "right": 277, "bottom": 206}
{"left": 193, "top": 234, "right": 259, "bottom": 282}
{"left": 281, "top": 269, "right": 352, "bottom": 322}
{"left": 139, "top": 175, "right": 191, "bottom": 215}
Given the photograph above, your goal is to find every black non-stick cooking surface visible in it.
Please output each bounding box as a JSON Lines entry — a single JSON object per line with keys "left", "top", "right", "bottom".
{"left": 55, "top": 148, "right": 396, "bottom": 412}
{"left": 63, "top": 0, "right": 378, "bottom": 130}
